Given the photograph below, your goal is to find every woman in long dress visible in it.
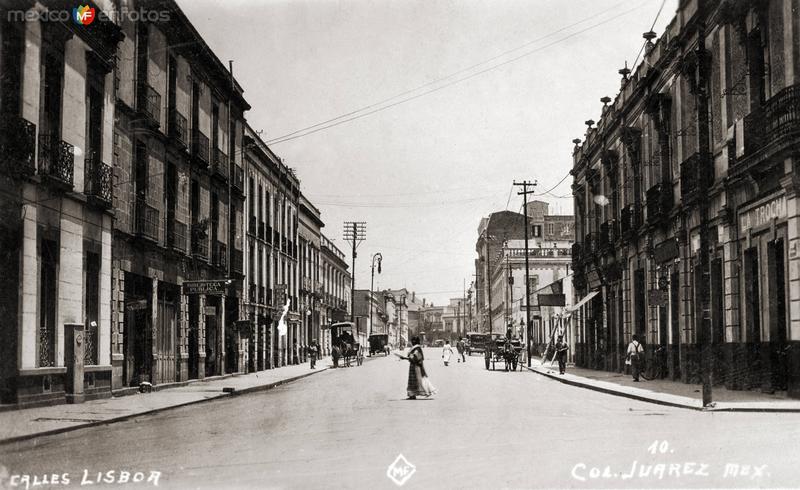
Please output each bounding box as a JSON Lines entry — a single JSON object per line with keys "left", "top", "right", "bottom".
{"left": 442, "top": 340, "right": 453, "bottom": 366}
{"left": 397, "top": 336, "right": 436, "bottom": 399}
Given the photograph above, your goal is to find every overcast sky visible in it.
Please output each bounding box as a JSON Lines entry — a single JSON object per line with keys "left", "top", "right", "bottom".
{"left": 179, "top": 0, "right": 676, "bottom": 306}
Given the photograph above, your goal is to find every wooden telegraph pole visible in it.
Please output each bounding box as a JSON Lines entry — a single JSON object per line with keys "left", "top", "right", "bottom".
{"left": 513, "top": 180, "right": 537, "bottom": 367}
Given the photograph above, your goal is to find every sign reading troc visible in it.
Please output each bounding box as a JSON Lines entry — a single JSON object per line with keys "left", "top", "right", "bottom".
{"left": 739, "top": 195, "right": 786, "bottom": 233}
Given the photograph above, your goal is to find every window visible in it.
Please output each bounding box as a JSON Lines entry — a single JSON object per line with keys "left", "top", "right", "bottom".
{"left": 547, "top": 223, "right": 554, "bottom": 236}
{"left": 84, "top": 251, "right": 100, "bottom": 365}
{"left": 0, "top": 19, "right": 25, "bottom": 116}
{"left": 532, "top": 225, "right": 542, "bottom": 238}
{"left": 39, "top": 239, "right": 58, "bottom": 367}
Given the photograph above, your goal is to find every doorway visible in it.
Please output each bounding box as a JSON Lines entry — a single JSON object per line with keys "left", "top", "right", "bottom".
{"left": 768, "top": 238, "right": 788, "bottom": 391}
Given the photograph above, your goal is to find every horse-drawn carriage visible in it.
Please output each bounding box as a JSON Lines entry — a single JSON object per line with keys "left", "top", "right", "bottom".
{"left": 329, "top": 322, "right": 364, "bottom": 367}
{"left": 484, "top": 336, "right": 523, "bottom": 371}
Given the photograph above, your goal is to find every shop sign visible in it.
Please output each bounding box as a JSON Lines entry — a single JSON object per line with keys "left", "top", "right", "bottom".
{"left": 653, "top": 239, "right": 679, "bottom": 263}
{"left": 183, "top": 280, "right": 230, "bottom": 295}
{"left": 537, "top": 294, "right": 566, "bottom": 306}
{"left": 204, "top": 306, "right": 217, "bottom": 316}
{"left": 739, "top": 195, "right": 786, "bottom": 233}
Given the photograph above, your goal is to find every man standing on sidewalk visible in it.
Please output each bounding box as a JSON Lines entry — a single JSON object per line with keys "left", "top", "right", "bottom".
{"left": 626, "top": 335, "right": 645, "bottom": 382}
{"left": 554, "top": 335, "right": 569, "bottom": 375}
{"left": 309, "top": 340, "right": 318, "bottom": 369}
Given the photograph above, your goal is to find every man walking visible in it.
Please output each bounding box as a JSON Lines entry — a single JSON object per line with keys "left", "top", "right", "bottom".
{"left": 456, "top": 337, "right": 466, "bottom": 363}
{"left": 626, "top": 334, "right": 645, "bottom": 382}
{"left": 554, "top": 335, "right": 569, "bottom": 375}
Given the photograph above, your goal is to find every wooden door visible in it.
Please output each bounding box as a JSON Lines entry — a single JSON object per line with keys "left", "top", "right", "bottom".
{"left": 156, "top": 298, "right": 176, "bottom": 385}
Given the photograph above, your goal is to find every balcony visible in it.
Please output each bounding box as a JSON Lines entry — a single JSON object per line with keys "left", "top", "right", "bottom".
{"left": 505, "top": 247, "right": 570, "bottom": 258}
{"left": 680, "top": 152, "right": 712, "bottom": 206}
{"left": 742, "top": 83, "right": 800, "bottom": 158}
{"left": 258, "top": 221, "right": 265, "bottom": 241}
{"left": 168, "top": 221, "right": 188, "bottom": 254}
{"left": 191, "top": 226, "right": 209, "bottom": 259}
{"left": 646, "top": 183, "right": 673, "bottom": 225}
{"left": 191, "top": 131, "right": 209, "bottom": 166}
{"left": 38, "top": 134, "right": 74, "bottom": 189}
{"left": 571, "top": 243, "right": 582, "bottom": 271}
{"left": 231, "top": 248, "right": 243, "bottom": 274}
{"left": 135, "top": 199, "right": 159, "bottom": 242}
{"left": 259, "top": 286, "right": 266, "bottom": 305}
{"left": 0, "top": 116, "right": 36, "bottom": 177}
{"left": 620, "top": 204, "right": 640, "bottom": 240}
{"left": 583, "top": 233, "right": 599, "bottom": 263}
{"left": 169, "top": 109, "right": 188, "bottom": 148}
{"left": 84, "top": 152, "right": 112, "bottom": 208}
{"left": 248, "top": 215, "right": 257, "bottom": 236}
{"left": 138, "top": 84, "right": 161, "bottom": 127}
{"left": 599, "top": 219, "right": 618, "bottom": 251}
{"left": 249, "top": 284, "right": 257, "bottom": 303}
{"left": 211, "top": 148, "right": 229, "bottom": 181}
{"left": 212, "top": 240, "right": 227, "bottom": 269}
{"left": 232, "top": 165, "right": 244, "bottom": 193}
{"left": 274, "top": 229, "right": 280, "bottom": 245}
{"left": 266, "top": 225, "right": 273, "bottom": 244}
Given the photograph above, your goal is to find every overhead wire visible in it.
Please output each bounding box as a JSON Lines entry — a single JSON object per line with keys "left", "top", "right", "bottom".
{"left": 264, "top": 1, "right": 630, "bottom": 145}
{"left": 266, "top": 2, "right": 648, "bottom": 146}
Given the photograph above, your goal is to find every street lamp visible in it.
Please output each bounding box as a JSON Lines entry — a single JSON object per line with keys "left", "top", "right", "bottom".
{"left": 369, "top": 252, "right": 382, "bottom": 342}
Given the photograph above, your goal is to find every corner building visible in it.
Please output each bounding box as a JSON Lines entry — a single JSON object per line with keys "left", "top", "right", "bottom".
{"left": 571, "top": 0, "right": 800, "bottom": 396}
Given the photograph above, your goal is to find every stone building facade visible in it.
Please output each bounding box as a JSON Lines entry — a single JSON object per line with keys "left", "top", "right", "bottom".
{"left": 571, "top": 0, "right": 800, "bottom": 397}
{"left": 0, "top": 1, "right": 122, "bottom": 405}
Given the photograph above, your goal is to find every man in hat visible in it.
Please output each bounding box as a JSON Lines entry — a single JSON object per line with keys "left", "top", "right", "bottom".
{"left": 555, "top": 335, "right": 569, "bottom": 375}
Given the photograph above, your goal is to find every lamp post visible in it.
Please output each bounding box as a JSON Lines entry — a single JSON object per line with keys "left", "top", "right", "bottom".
{"left": 369, "top": 252, "right": 382, "bottom": 341}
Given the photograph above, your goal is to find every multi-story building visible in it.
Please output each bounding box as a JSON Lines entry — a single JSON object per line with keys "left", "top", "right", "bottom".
{"left": 243, "top": 125, "right": 301, "bottom": 369}
{"left": 320, "top": 234, "right": 352, "bottom": 350}
{"left": 489, "top": 202, "right": 575, "bottom": 338}
{"left": 298, "top": 194, "right": 324, "bottom": 355}
{"left": 0, "top": 2, "right": 122, "bottom": 405}
{"left": 571, "top": 0, "right": 800, "bottom": 397}
{"left": 419, "top": 303, "right": 444, "bottom": 343}
{"left": 385, "top": 288, "right": 410, "bottom": 348}
{"left": 111, "top": 1, "right": 249, "bottom": 389}
{"left": 441, "top": 298, "right": 468, "bottom": 339}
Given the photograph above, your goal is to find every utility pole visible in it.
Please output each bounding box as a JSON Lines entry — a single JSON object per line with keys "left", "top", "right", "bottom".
{"left": 343, "top": 221, "right": 366, "bottom": 336}
{"left": 514, "top": 180, "right": 537, "bottom": 367}
{"left": 695, "top": 14, "right": 713, "bottom": 407}
{"left": 369, "top": 252, "right": 382, "bottom": 340}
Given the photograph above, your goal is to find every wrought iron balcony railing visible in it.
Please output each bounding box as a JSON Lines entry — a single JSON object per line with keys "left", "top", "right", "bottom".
{"left": 599, "top": 219, "right": 618, "bottom": 251}
{"left": 212, "top": 240, "right": 227, "bottom": 269}
{"left": 211, "top": 148, "right": 229, "bottom": 181}
{"left": 620, "top": 204, "right": 640, "bottom": 240}
{"left": 135, "top": 198, "right": 159, "bottom": 242}
{"left": 191, "top": 131, "right": 209, "bottom": 166}
{"left": 680, "top": 152, "right": 712, "bottom": 206}
{"left": 646, "top": 182, "right": 673, "bottom": 225}
{"left": 139, "top": 84, "right": 161, "bottom": 126}
{"left": 38, "top": 134, "right": 74, "bottom": 189}
{"left": 169, "top": 109, "right": 188, "bottom": 147}
{"left": 248, "top": 215, "right": 257, "bottom": 236}
{"left": 232, "top": 165, "right": 244, "bottom": 192}
{"left": 0, "top": 116, "right": 36, "bottom": 177}
{"left": 258, "top": 221, "right": 265, "bottom": 241}
{"left": 168, "top": 221, "right": 188, "bottom": 254}
{"left": 84, "top": 152, "right": 112, "bottom": 207}
{"left": 191, "top": 227, "right": 209, "bottom": 259}
{"left": 742, "top": 83, "right": 800, "bottom": 157}
{"left": 231, "top": 248, "right": 243, "bottom": 274}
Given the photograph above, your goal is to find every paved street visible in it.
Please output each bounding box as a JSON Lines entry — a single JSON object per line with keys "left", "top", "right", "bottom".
{"left": 2, "top": 350, "right": 800, "bottom": 489}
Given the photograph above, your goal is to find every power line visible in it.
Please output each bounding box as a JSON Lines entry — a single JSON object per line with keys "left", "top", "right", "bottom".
{"left": 266, "top": 2, "right": 648, "bottom": 146}
{"left": 264, "top": 2, "right": 629, "bottom": 145}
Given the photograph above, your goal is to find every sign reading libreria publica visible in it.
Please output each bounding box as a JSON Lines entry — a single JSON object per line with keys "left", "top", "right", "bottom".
{"left": 183, "top": 280, "right": 230, "bottom": 295}
{"left": 739, "top": 195, "right": 787, "bottom": 233}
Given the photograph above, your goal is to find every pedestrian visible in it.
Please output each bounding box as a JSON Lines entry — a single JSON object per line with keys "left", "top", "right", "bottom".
{"left": 456, "top": 337, "right": 466, "bottom": 363}
{"left": 442, "top": 340, "right": 454, "bottom": 366}
{"left": 396, "top": 336, "right": 436, "bottom": 399}
{"left": 626, "top": 334, "right": 645, "bottom": 382}
{"left": 332, "top": 344, "right": 340, "bottom": 368}
{"left": 554, "top": 335, "right": 569, "bottom": 375}
{"left": 309, "top": 340, "right": 318, "bottom": 369}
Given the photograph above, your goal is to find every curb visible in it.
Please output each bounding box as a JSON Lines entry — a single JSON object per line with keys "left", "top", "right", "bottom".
{"left": 523, "top": 366, "right": 800, "bottom": 413}
{"left": 523, "top": 366, "right": 703, "bottom": 411}
{"left": 0, "top": 367, "right": 329, "bottom": 447}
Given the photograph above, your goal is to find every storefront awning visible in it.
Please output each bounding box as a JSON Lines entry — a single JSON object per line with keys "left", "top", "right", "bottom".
{"left": 564, "top": 290, "right": 599, "bottom": 313}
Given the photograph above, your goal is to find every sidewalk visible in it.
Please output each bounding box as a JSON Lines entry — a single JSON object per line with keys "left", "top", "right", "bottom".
{"left": 0, "top": 361, "right": 331, "bottom": 445}
{"left": 525, "top": 358, "right": 800, "bottom": 412}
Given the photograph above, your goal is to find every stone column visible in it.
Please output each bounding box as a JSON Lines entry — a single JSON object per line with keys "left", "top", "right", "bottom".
{"left": 782, "top": 169, "right": 800, "bottom": 397}
{"left": 198, "top": 294, "right": 206, "bottom": 379}
{"left": 151, "top": 277, "right": 158, "bottom": 384}
{"left": 178, "top": 292, "right": 189, "bottom": 382}
{"left": 19, "top": 190, "right": 38, "bottom": 370}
